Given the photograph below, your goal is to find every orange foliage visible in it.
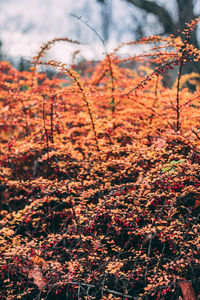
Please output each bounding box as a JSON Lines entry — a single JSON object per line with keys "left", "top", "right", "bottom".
{"left": 0, "top": 18, "right": 200, "bottom": 300}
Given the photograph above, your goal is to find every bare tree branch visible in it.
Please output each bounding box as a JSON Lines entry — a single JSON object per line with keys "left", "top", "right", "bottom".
{"left": 125, "top": 0, "right": 176, "bottom": 34}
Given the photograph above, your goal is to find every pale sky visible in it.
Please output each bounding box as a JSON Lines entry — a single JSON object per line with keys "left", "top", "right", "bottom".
{"left": 0, "top": 0, "right": 199, "bottom": 65}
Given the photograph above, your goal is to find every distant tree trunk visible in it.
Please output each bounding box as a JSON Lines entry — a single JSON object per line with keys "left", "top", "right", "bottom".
{"left": 97, "top": 0, "right": 112, "bottom": 42}
{"left": 0, "top": 40, "right": 3, "bottom": 61}
{"left": 125, "top": 0, "right": 198, "bottom": 47}
{"left": 176, "top": 0, "right": 198, "bottom": 47}
{"left": 101, "top": 0, "right": 112, "bottom": 42}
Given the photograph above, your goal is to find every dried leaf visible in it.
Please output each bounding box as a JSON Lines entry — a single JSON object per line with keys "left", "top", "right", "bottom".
{"left": 179, "top": 281, "right": 196, "bottom": 300}
{"left": 28, "top": 267, "right": 48, "bottom": 290}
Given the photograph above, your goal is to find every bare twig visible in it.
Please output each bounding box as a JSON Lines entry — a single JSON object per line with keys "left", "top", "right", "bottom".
{"left": 50, "top": 280, "right": 136, "bottom": 299}
{"left": 71, "top": 14, "right": 116, "bottom": 117}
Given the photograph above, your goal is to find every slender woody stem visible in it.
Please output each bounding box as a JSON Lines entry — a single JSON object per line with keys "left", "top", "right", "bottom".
{"left": 176, "top": 59, "right": 183, "bottom": 132}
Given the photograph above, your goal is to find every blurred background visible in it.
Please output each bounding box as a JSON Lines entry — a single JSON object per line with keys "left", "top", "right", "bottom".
{"left": 0, "top": 0, "right": 199, "bottom": 71}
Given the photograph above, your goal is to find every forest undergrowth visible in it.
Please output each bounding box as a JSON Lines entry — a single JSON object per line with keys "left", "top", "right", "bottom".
{"left": 0, "top": 18, "right": 200, "bottom": 300}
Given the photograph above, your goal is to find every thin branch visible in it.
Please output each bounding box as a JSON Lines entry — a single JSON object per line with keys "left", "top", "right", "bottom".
{"left": 71, "top": 14, "right": 116, "bottom": 117}
{"left": 192, "top": 129, "right": 200, "bottom": 140}
{"left": 50, "top": 280, "right": 137, "bottom": 299}
{"left": 176, "top": 58, "right": 183, "bottom": 132}
{"left": 42, "top": 99, "right": 50, "bottom": 176}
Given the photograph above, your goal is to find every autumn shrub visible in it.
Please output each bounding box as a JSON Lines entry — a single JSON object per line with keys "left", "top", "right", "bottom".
{"left": 0, "top": 18, "right": 200, "bottom": 300}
